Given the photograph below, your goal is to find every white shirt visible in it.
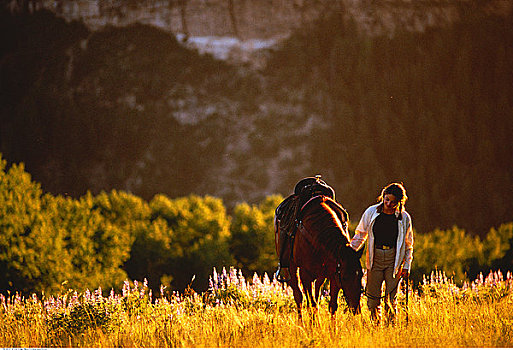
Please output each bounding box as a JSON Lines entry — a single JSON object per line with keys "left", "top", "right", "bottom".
{"left": 350, "top": 203, "right": 414, "bottom": 277}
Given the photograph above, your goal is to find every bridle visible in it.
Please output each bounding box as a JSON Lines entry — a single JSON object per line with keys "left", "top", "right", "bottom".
{"left": 336, "top": 248, "right": 365, "bottom": 311}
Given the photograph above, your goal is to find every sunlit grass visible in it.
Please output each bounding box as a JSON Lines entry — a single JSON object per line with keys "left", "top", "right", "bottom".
{"left": 1, "top": 268, "right": 512, "bottom": 347}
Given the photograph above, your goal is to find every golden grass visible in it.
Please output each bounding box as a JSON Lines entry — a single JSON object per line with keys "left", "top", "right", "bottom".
{"left": 1, "top": 269, "right": 513, "bottom": 348}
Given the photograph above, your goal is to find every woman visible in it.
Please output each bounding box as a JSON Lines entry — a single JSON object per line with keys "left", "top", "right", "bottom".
{"left": 350, "top": 182, "right": 414, "bottom": 322}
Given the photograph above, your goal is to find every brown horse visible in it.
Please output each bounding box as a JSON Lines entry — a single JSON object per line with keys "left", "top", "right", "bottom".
{"left": 275, "top": 195, "right": 363, "bottom": 317}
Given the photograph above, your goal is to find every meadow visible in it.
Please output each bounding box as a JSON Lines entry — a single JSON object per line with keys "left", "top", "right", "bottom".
{"left": 1, "top": 267, "right": 512, "bottom": 348}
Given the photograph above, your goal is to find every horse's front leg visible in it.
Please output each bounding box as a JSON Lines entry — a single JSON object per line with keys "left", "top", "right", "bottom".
{"left": 328, "top": 279, "right": 341, "bottom": 316}
{"left": 314, "top": 278, "right": 324, "bottom": 303}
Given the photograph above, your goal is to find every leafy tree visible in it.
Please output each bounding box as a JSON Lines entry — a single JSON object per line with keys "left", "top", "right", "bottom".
{"left": 483, "top": 223, "right": 513, "bottom": 273}
{"left": 0, "top": 158, "right": 72, "bottom": 293}
{"left": 42, "top": 193, "right": 133, "bottom": 292}
{"left": 230, "top": 195, "right": 283, "bottom": 276}
{"left": 93, "top": 190, "right": 152, "bottom": 225}
{"left": 123, "top": 216, "right": 174, "bottom": 292}
{"left": 413, "top": 226, "right": 485, "bottom": 285}
{"left": 0, "top": 157, "right": 133, "bottom": 294}
{"left": 144, "top": 194, "right": 233, "bottom": 291}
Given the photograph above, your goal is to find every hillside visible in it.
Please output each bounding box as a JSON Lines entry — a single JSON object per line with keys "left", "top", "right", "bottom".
{"left": 1, "top": 5, "right": 512, "bottom": 235}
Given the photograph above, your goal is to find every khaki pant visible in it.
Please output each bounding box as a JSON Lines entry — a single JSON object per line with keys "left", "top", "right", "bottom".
{"left": 366, "top": 248, "right": 401, "bottom": 320}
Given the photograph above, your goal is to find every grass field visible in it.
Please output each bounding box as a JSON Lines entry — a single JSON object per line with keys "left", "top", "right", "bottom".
{"left": 1, "top": 268, "right": 512, "bottom": 348}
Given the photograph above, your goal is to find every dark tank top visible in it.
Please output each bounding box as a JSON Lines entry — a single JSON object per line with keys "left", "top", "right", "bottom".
{"left": 373, "top": 212, "right": 399, "bottom": 247}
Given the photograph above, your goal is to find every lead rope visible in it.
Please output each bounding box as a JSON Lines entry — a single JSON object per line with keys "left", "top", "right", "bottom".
{"left": 364, "top": 275, "right": 403, "bottom": 301}
{"left": 364, "top": 273, "right": 410, "bottom": 324}
{"left": 405, "top": 278, "right": 409, "bottom": 325}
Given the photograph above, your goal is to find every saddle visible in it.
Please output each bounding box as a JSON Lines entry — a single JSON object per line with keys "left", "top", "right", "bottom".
{"left": 294, "top": 176, "right": 335, "bottom": 201}
{"left": 275, "top": 176, "right": 347, "bottom": 282}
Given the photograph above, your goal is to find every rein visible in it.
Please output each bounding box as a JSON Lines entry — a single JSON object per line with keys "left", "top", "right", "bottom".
{"left": 364, "top": 274, "right": 409, "bottom": 324}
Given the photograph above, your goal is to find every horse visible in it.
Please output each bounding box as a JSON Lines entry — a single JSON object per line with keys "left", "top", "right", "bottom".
{"left": 275, "top": 195, "right": 363, "bottom": 317}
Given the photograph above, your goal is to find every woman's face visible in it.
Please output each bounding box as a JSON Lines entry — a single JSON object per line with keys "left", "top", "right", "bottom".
{"left": 383, "top": 193, "right": 398, "bottom": 213}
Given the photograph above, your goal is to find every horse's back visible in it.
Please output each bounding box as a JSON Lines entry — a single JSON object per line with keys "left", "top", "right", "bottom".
{"left": 293, "top": 196, "right": 350, "bottom": 268}
{"left": 300, "top": 196, "right": 349, "bottom": 238}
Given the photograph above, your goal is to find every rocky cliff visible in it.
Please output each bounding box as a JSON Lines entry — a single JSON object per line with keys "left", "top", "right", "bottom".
{"left": 9, "top": 0, "right": 511, "bottom": 66}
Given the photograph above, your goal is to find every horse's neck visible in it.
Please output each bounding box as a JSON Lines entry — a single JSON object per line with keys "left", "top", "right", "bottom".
{"left": 301, "top": 204, "right": 348, "bottom": 254}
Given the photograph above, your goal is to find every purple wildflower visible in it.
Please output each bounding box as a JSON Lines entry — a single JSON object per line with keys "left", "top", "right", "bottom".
{"left": 123, "top": 280, "right": 130, "bottom": 297}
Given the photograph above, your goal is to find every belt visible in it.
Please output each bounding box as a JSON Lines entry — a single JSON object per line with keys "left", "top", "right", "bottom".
{"left": 376, "top": 245, "right": 394, "bottom": 250}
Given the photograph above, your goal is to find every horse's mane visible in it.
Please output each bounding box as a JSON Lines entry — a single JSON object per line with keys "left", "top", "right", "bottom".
{"left": 300, "top": 197, "right": 350, "bottom": 260}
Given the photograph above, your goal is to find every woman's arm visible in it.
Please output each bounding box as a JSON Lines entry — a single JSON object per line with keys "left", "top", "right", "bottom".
{"left": 350, "top": 207, "right": 371, "bottom": 251}
{"left": 402, "top": 214, "right": 414, "bottom": 271}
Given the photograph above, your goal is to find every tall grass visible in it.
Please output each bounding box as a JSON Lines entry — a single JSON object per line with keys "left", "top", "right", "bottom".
{"left": 1, "top": 268, "right": 512, "bottom": 347}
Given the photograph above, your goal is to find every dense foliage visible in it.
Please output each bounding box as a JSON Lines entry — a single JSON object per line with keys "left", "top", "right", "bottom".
{"left": 1, "top": 5, "right": 512, "bottom": 237}
{"left": 0, "top": 157, "right": 512, "bottom": 295}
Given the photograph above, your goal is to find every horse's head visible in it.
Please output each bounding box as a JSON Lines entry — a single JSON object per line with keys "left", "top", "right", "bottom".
{"left": 338, "top": 245, "right": 364, "bottom": 315}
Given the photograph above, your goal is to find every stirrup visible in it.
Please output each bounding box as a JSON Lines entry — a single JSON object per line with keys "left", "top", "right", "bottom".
{"left": 274, "top": 265, "right": 290, "bottom": 283}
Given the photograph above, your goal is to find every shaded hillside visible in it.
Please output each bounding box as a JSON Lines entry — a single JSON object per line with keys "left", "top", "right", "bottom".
{"left": 1, "top": 7, "right": 512, "bottom": 236}
{"left": 0, "top": 9, "right": 265, "bottom": 201}
{"left": 263, "top": 8, "right": 513, "bottom": 235}
{"left": 0, "top": 8, "right": 312, "bottom": 206}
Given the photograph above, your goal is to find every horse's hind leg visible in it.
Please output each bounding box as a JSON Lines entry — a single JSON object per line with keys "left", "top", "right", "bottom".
{"left": 299, "top": 273, "right": 316, "bottom": 308}
{"left": 314, "top": 279, "right": 324, "bottom": 304}
{"left": 299, "top": 271, "right": 319, "bottom": 322}
{"left": 308, "top": 278, "right": 325, "bottom": 323}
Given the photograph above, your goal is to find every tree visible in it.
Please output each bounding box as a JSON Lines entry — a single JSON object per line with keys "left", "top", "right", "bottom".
{"left": 413, "top": 226, "right": 484, "bottom": 285}
{"left": 42, "top": 193, "right": 133, "bottom": 292}
{"left": 0, "top": 157, "right": 70, "bottom": 293}
{"left": 0, "top": 157, "right": 133, "bottom": 294}
{"left": 123, "top": 216, "right": 174, "bottom": 292}
{"left": 484, "top": 223, "right": 513, "bottom": 273}
{"left": 147, "top": 194, "right": 233, "bottom": 291}
{"left": 229, "top": 195, "right": 283, "bottom": 276}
